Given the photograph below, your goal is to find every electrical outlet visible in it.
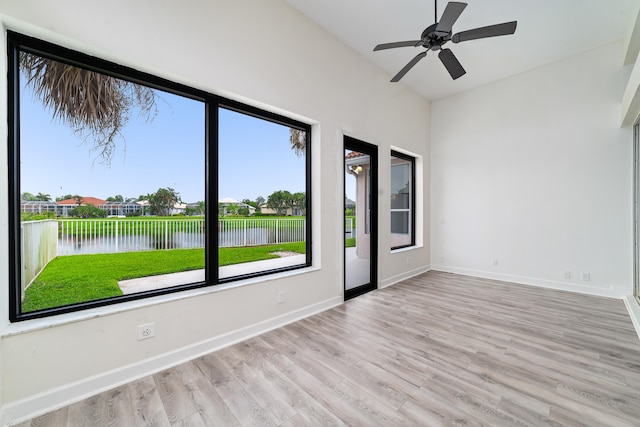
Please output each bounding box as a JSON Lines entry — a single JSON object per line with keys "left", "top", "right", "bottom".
{"left": 492, "top": 259, "right": 499, "bottom": 267}
{"left": 137, "top": 323, "right": 155, "bottom": 341}
{"left": 581, "top": 272, "right": 591, "bottom": 281}
{"left": 277, "top": 291, "right": 286, "bottom": 304}
{"left": 563, "top": 271, "right": 571, "bottom": 279}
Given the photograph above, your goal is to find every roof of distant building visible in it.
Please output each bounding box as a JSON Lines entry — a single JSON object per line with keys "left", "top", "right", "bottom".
{"left": 345, "top": 151, "right": 367, "bottom": 159}
{"left": 57, "top": 197, "right": 106, "bottom": 207}
{"left": 219, "top": 197, "right": 240, "bottom": 204}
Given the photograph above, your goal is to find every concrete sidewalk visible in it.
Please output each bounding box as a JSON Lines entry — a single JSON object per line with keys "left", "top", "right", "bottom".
{"left": 118, "top": 254, "right": 306, "bottom": 294}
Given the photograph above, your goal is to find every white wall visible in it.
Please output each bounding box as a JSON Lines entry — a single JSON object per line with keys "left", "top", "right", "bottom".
{"left": 431, "top": 42, "right": 632, "bottom": 298}
{"left": 0, "top": 0, "right": 430, "bottom": 423}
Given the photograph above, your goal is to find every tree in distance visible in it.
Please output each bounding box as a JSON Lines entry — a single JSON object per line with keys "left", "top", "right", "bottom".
{"left": 266, "top": 190, "right": 306, "bottom": 216}
{"left": 22, "top": 192, "right": 52, "bottom": 201}
{"left": 56, "top": 194, "right": 75, "bottom": 202}
{"left": 147, "top": 187, "right": 181, "bottom": 216}
{"left": 266, "top": 190, "right": 292, "bottom": 216}
{"left": 69, "top": 205, "right": 106, "bottom": 218}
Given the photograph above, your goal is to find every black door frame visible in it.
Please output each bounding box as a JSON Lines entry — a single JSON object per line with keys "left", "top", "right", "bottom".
{"left": 344, "top": 136, "right": 378, "bottom": 300}
{"left": 634, "top": 118, "right": 640, "bottom": 302}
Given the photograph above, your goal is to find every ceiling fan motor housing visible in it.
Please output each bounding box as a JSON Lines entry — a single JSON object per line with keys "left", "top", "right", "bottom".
{"left": 421, "top": 23, "right": 451, "bottom": 51}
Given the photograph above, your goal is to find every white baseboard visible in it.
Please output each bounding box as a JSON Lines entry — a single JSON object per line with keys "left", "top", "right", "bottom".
{"left": 379, "top": 264, "right": 431, "bottom": 289}
{"left": 623, "top": 295, "right": 640, "bottom": 342}
{"left": 1, "top": 296, "right": 342, "bottom": 426}
{"left": 430, "top": 265, "right": 624, "bottom": 299}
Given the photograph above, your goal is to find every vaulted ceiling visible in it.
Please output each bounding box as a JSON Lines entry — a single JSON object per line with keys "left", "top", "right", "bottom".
{"left": 286, "top": 0, "right": 639, "bottom": 100}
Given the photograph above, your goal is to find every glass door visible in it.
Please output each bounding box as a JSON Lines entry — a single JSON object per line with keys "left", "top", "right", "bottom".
{"left": 344, "top": 136, "right": 377, "bottom": 299}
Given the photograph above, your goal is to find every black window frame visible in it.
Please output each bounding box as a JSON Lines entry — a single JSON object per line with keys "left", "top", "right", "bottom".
{"left": 215, "top": 101, "right": 312, "bottom": 284}
{"left": 390, "top": 150, "right": 416, "bottom": 250}
{"left": 7, "top": 31, "right": 312, "bottom": 321}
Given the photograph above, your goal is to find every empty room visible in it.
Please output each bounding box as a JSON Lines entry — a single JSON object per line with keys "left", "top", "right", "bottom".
{"left": 1, "top": 0, "right": 640, "bottom": 425}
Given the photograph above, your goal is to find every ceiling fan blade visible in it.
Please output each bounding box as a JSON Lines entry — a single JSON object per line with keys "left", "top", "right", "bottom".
{"left": 373, "top": 40, "right": 421, "bottom": 51}
{"left": 452, "top": 21, "right": 517, "bottom": 43}
{"left": 438, "top": 48, "right": 466, "bottom": 80}
{"left": 434, "top": 2, "right": 467, "bottom": 36}
{"left": 390, "top": 51, "right": 428, "bottom": 82}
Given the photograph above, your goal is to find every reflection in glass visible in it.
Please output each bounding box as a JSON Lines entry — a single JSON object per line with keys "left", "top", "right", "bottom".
{"left": 390, "top": 154, "right": 413, "bottom": 248}
{"left": 345, "top": 149, "right": 371, "bottom": 290}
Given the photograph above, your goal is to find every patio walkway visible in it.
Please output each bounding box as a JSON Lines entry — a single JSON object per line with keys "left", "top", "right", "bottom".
{"left": 345, "top": 246, "right": 370, "bottom": 290}
{"left": 120, "top": 249, "right": 369, "bottom": 294}
{"left": 118, "top": 254, "right": 306, "bottom": 294}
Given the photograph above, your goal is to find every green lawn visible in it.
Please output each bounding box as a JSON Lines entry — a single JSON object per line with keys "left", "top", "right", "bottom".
{"left": 218, "top": 241, "right": 305, "bottom": 265}
{"left": 23, "top": 242, "right": 306, "bottom": 313}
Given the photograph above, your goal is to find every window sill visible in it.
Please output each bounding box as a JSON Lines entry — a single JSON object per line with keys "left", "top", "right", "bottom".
{"left": 2, "top": 265, "right": 320, "bottom": 338}
{"left": 390, "top": 244, "right": 422, "bottom": 254}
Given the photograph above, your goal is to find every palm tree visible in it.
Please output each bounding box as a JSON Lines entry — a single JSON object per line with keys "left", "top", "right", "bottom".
{"left": 19, "top": 53, "right": 157, "bottom": 164}
{"left": 21, "top": 51, "right": 304, "bottom": 163}
{"left": 289, "top": 128, "right": 306, "bottom": 157}
{"left": 35, "top": 192, "right": 51, "bottom": 201}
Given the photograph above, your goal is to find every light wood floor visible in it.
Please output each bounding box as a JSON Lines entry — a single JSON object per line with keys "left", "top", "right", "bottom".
{"left": 20, "top": 271, "right": 640, "bottom": 426}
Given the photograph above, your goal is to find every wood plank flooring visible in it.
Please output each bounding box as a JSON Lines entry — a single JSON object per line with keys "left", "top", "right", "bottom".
{"left": 19, "top": 271, "right": 640, "bottom": 426}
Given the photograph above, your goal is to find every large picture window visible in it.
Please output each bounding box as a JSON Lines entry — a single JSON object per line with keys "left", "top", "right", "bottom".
{"left": 217, "top": 106, "right": 310, "bottom": 281}
{"left": 8, "top": 32, "right": 311, "bottom": 321}
{"left": 390, "top": 151, "right": 415, "bottom": 249}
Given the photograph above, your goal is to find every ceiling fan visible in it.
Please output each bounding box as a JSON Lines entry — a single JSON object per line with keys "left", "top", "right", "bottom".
{"left": 373, "top": 1, "right": 517, "bottom": 82}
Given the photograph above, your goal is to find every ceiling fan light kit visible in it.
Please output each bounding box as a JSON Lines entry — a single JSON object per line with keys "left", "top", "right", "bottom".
{"left": 373, "top": 1, "right": 517, "bottom": 82}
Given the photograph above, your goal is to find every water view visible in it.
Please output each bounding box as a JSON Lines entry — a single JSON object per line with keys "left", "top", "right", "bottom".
{"left": 55, "top": 218, "right": 307, "bottom": 255}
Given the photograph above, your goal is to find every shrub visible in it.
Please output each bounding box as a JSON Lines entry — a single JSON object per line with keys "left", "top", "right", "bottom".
{"left": 68, "top": 205, "right": 107, "bottom": 218}
{"left": 21, "top": 211, "right": 56, "bottom": 221}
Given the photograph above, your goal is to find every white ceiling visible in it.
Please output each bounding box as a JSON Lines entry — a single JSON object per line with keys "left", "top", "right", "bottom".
{"left": 285, "top": 0, "right": 639, "bottom": 101}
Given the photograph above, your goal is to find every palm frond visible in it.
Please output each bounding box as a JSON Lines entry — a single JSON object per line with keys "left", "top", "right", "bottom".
{"left": 289, "top": 128, "right": 306, "bottom": 157}
{"left": 19, "top": 53, "right": 157, "bottom": 164}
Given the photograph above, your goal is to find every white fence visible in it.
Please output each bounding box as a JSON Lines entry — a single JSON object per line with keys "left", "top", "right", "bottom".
{"left": 22, "top": 220, "right": 58, "bottom": 296}
{"left": 218, "top": 218, "right": 306, "bottom": 247}
{"left": 345, "top": 217, "right": 354, "bottom": 235}
{"left": 56, "top": 218, "right": 306, "bottom": 255}
{"left": 58, "top": 218, "right": 206, "bottom": 255}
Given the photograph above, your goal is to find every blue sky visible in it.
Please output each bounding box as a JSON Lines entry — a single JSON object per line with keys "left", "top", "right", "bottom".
{"left": 20, "top": 78, "right": 306, "bottom": 204}
{"left": 219, "top": 108, "right": 306, "bottom": 202}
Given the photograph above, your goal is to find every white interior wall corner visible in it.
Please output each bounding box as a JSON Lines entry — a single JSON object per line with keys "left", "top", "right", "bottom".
{"left": 623, "top": 6, "right": 640, "bottom": 66}
{"left": 431, "top": 41, "right": 632, "bottom": 298}
{"left": 622, "top": 8, "right": 640, "bottom": 126}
